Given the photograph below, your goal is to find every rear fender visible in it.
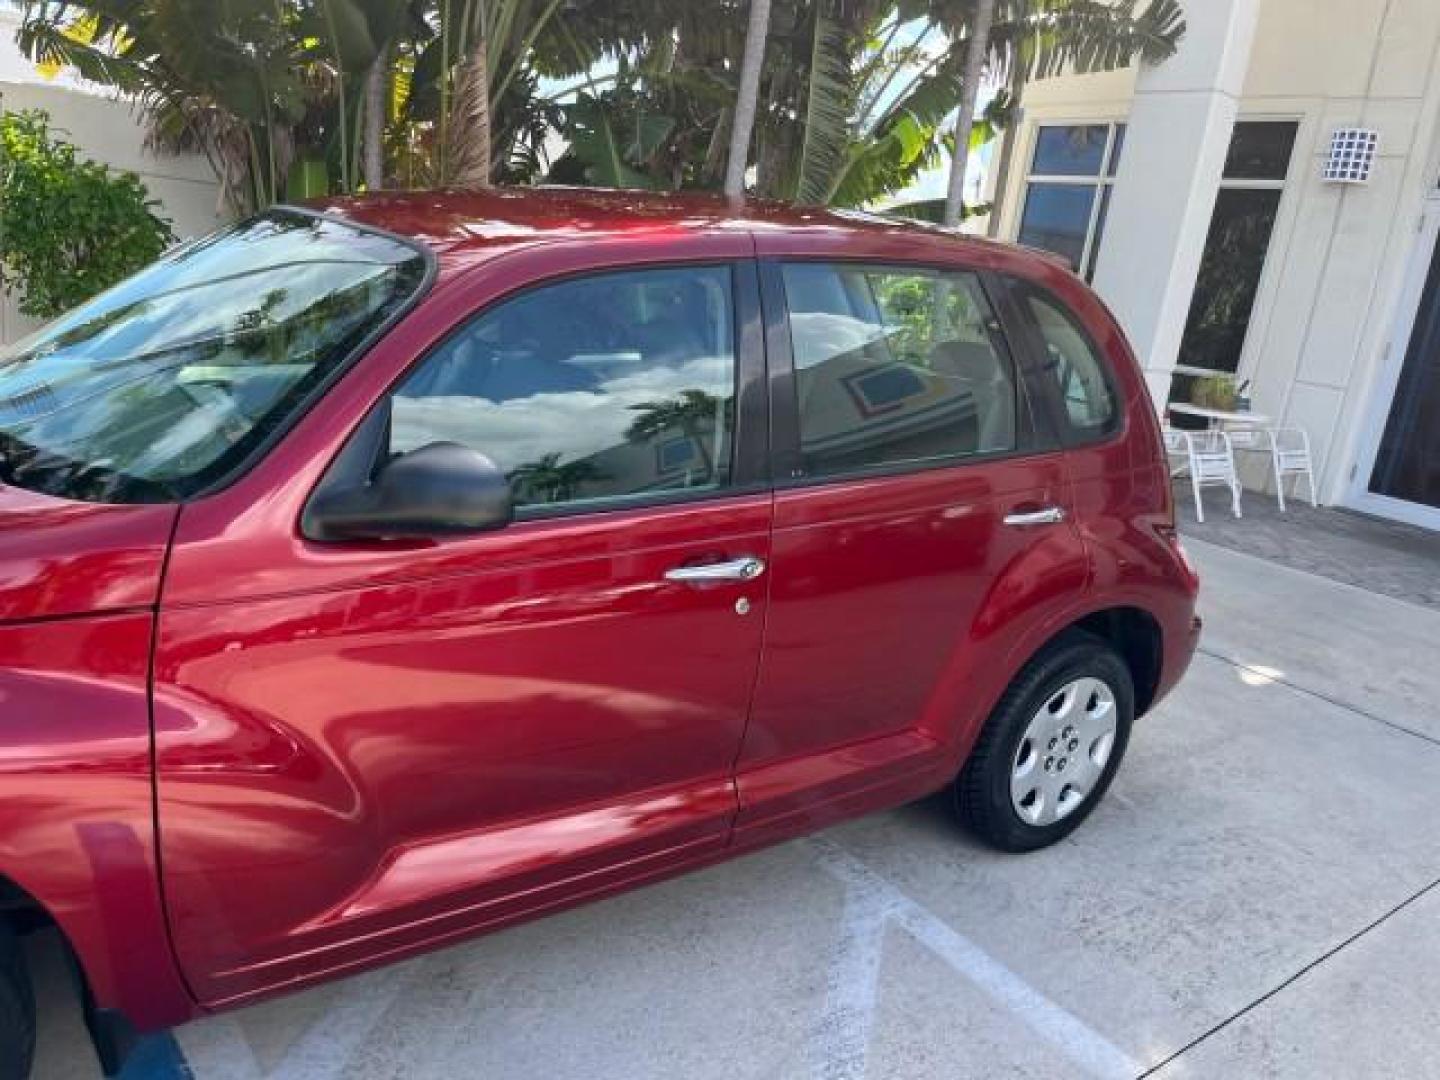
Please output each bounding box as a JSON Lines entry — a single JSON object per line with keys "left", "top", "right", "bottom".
{"left": 916, "top": 521, "right": 1092, "bottom": 768}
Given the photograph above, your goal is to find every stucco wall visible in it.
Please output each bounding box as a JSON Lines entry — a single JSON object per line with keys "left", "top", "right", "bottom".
{"left": 1, "top": 12, "right": 226, "bottom": 344}
{"left": 995, "top": 0, "right": 1440, "bottom": 506}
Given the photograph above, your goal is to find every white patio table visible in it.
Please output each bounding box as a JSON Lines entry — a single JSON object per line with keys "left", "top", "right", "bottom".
{"left": 1166, "top": 403, "right": 1273, "bottom": 430}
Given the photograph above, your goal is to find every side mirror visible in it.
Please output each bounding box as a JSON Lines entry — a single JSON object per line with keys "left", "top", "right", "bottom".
{"left": 304, "top": 441, "right": 513, "bottom": 541}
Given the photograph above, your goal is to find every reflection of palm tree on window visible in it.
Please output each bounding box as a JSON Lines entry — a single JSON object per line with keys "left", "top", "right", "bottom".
{"left": 508, "top": 452, "right": 608, "bottom": 504}
{"left": 625, "top": 390, "right": 729, "bottom": 479}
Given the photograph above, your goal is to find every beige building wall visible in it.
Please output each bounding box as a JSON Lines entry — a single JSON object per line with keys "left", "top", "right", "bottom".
{"left": 992, "top": 0, "right": 1440, "bottom": 508}
{"left": 1, "top": 16, "right": 226, "bottom": 343}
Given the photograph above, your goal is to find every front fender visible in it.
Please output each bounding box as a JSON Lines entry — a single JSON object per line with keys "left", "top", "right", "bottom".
{"left": 0, "top": 612, "right": 195, "bottom": 1032}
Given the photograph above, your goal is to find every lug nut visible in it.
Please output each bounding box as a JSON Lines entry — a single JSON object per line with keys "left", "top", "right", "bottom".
{"left": 1044, "top": 756, "right": 1055, "bottom": 772}
{"left": 1068, "top": 739, "right": 1080, "bottom": 752}
{"left": 1057, "top": 757, "right": 1068, "bottom": 770}
{"left": 1048, "top": 737, "right": 1058, "bottom": 750}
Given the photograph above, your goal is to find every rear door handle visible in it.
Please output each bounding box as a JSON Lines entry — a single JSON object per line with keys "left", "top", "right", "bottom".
{"left": 664, "top": 556, "right": 767, "bottom": 584}
{"left": 1003, "top": 507, "right": 1067, "bottom": 527}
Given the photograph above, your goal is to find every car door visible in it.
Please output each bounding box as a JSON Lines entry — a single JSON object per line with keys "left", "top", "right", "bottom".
{"left": 733, "top": 253, "right": 1090, "bottom": 844}
{"left": 154, "top": 252, "right": 771, "bottom": 1005}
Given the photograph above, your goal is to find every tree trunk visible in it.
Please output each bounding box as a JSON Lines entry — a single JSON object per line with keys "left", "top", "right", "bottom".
{"left": 987, "top": 63, "right": 1027, "bottom": 238}
{"left": 724, "top": 0, "right": 772, "bottom": 198}
{"left": 447, "top": 31, "right": 491, "bottom": 188}
{"left": 362, "top": 42, "right": 389, "bottom": 191}
{"left": 942, "top": 0, "right": 997, "bottom": 229}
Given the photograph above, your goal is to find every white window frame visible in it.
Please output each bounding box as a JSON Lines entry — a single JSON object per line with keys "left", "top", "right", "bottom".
{"left": 1014, "top": 122, "right": 1126, "bottom": 279}
{"left": 1171, "top": 119, "right": 1300, "bottom": 383}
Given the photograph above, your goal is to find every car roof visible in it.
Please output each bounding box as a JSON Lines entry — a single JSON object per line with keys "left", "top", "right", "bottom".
{"left": 303, "top": 186, "right": 1022, "bottom": 268}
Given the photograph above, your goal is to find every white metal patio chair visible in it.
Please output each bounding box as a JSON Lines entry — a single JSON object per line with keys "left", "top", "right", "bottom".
{"left": 1165, "top": 428, "right": 1242, "bottom": 523}
{"left": 1263, "top": 426, "right": 1318, "bottom": 511}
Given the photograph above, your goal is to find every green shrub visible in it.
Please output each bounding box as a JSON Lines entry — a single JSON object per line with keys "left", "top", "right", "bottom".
{"left": 0, "top": 109, "right": 174, "bottom": 320}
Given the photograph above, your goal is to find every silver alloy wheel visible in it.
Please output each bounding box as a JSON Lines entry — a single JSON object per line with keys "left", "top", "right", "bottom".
{"left": 1010, "top": 676, "right": 1117, "bottom": 827}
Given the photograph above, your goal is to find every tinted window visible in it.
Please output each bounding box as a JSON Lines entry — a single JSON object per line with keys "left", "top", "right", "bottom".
{"left": 1018, "top": 184, "right": 1097, "bottom": 272}
{"left": 1177, "top": 188, "right": 1284, "bottom": 374}
{"left": 781, "top": 264, "right": 1019, "bottom": 477}
{"left": 1223, "top": 121, "right": 1299, "bottom": 181}
{"left": 1174, "top": 121, "right": 1298, "bottom": 377}
{"left": 0, "top": 211, "right": 427, "bottom": 502}
{"left": 1032, "top": 125, "right": 1109, "bottom": 176}
{"left": 1018, "top": 288, "right": 1118, "bottom": 441}
{"left": 390, "top": 266, "right": 736, "bottom": 512}
{"left": 1017, "top": 123, "right": 1125, "bottom": 280}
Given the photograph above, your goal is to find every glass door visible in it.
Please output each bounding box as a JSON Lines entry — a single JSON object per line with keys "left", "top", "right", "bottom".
{"left": 1350, "top": 197, "right": 1440, "bottom": 529}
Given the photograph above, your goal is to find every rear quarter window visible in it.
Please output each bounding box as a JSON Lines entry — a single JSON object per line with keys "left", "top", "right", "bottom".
{"left": 1012, "top": 283, "right": 1120, "bottom": 445}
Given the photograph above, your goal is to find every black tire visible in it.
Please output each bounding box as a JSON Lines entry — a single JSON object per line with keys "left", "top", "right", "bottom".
{"left": 0, "top": 921, "right": 34, "bottom": 1080}
{"left": 956, "top": 631, "right": 1134, "bottom": 853}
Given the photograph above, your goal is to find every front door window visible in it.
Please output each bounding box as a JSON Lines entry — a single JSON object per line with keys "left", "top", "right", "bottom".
{"left": 390, "top": 265, "right": 737, "bottom": 513}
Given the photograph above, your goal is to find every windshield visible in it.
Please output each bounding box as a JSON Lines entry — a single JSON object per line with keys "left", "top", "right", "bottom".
{"left": 0, "top": 209, "right": 429, "bottom": 503}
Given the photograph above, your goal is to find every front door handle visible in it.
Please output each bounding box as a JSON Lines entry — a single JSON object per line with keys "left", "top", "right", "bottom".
{"left": 1003, "top": 506, "right": 1067, "bottom": 527}
{"left": 664, "top": 556, "right": 767, "bottom": 584}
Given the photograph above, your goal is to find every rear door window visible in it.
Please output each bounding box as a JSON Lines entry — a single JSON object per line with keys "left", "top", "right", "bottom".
{"left": 779, "top": 263, "right": 1021, "bottom": 478}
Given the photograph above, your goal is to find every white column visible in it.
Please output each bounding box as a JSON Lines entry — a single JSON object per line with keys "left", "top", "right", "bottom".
{"left": 1091, "top": 0, "right": 1263, "bottom": 410}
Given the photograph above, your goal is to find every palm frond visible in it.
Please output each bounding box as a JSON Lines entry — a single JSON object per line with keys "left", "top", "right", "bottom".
{"left": 793, "top": 9, "right": 853, "bottom": 205}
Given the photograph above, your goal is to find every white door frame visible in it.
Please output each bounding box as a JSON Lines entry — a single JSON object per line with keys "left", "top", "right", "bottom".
{"left": 1344, "top": 195, "right": 1440, "bottom": 530}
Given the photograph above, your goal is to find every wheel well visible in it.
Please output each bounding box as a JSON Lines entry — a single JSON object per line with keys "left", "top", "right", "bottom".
{"left": 1072, "top": 607, "right": 1164, "bottom": 716}
{"left": 0, "top": 874, "right": 54, "bottom": 937}
{"left": 0, "top": 872, "right": 137, "bottom": 1073}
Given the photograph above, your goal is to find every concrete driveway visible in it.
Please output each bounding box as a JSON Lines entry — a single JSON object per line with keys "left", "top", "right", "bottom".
{"left": 31, "top": 537, "right": 1440, "bottom": 1079}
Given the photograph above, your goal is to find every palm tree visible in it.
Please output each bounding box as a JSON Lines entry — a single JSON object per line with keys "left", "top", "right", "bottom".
{"left": 724, "top": 0, "right": 772, "bottom": 197}
{"left": 446, "top": 0, "right": 493, "bottom": 188}
{"left": 943, "top": 0, "right": 996, "bottom": 228}
{"left": 508, "top": 452, "right": 606, "bottom": 504}
{"left": 626, "top": 390, "right": 727, "bottom": 479}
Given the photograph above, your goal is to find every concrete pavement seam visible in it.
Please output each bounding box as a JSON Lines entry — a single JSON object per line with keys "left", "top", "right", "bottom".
{"left": 1195, "top": 645, "right": 1440, "bottom": 751}
{"left": 1134, "top": 874, "right": 1440, "bottom": 1078}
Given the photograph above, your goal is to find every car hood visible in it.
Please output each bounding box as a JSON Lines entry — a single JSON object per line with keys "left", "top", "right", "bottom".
{"left": 0, "top": 485, "right": 178, "bottom": 624}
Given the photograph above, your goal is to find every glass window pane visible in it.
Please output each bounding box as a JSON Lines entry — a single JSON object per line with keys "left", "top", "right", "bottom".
{"left": 1370, "top": 235, "right": 1440, "bottom": 509}
{"left": 1106, "top": 124, "right": 1126, "bottom": 177}
{"left": 1224, "top": 121, "right": 1299, "bottom": 181}
{"left": 1032, "top": 125, "right": 1109, "bottom": 176}
{"left": 390, "top": 266, "right": 736, "bottom": 511}
{"left": 0, "top": 211, "right": 427, "bottom": 503}
{"left": 782, "top": 265, "right": 1018, "bottom": 476}
{"left": 1177, "top": 188, "right": 1284, "bottom": 374}
{"left": 1017, "top": 183, "right": 1097, "bottom": 272}
{"left": 1019, "top": 288, "right": 1118, "bottom": 440}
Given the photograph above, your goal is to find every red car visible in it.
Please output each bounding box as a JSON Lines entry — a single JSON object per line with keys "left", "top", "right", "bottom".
{"left": 0, "top": 189, "right": 1198, "bottom": 1077}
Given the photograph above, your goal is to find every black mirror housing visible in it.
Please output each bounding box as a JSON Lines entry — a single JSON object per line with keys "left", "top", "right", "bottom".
{"left": 304, "top": 441, "right": 513, "bottom": 541}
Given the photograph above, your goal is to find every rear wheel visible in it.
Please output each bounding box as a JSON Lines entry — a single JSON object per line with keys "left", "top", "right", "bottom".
{"left": 0, "top": 921, "right": 35, "bottom": 1080}
{"left": 956, "top": 632, "right": 1134, "bottom": 852}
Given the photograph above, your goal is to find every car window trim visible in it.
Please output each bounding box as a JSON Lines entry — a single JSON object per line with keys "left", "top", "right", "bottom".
{"left": 759, "top": 256, "right": 1047, "bottom": 490}
{"left": 991, "top": 273, "right": 1127, "bottom": 450}
{"left": 307, "top": 256, "right": 769, "bottom": 533}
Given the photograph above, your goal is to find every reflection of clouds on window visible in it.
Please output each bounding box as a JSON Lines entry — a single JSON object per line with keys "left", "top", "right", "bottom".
{"left": 389, "top": 264, "right": 738, "bottom": 509}
{"left": 788, "top": 313, "right": 886, "bottom": 372}
{"left": 393, "top": 353, "right": 732, "bottom": 478}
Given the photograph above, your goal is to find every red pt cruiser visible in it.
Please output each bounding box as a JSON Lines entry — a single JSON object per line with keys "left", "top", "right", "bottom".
{"left": 0, "top": 190, "right": 1198, "bottom": 1077}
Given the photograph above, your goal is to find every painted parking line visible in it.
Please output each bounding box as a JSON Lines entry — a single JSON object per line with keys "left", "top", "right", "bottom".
{"left": 809, "top": 838, "right": 1139, "bottom": 1080}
